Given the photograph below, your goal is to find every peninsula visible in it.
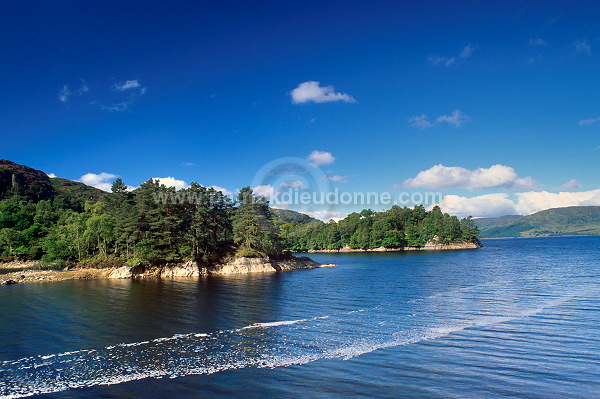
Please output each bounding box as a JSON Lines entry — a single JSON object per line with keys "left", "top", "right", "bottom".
{"left": 1, "top": 160, "right": 480, "bottom": 284}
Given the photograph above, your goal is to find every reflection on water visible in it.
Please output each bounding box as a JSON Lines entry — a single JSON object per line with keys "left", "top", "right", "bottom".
{"left": 0, "top": 237, "right": 599, "bottom": 398}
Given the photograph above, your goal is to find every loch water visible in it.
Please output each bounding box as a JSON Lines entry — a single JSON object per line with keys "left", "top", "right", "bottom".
{"left": 1, "top": 236, "right": 599, "bottom": 398}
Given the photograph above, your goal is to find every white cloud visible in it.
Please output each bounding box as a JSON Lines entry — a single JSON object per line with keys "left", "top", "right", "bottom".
{"left": 575, "top": 39, "right": 591, "bottom": 55}
{"left": 459, "top": 44, "right": 474, "bottom": 58}
{"left": 208, "top": 186, "right": 233, "bottom": 196}
{"left": 77, "top": 80, "right": 89, "bottom": 95}
{"left": 409, "top": 110, "right": 470, "bottom": 129}
{"left": 152, "top": 177, "right": 189, "bottom": 190}
{"left": 515, "top": 190, "right": 600, "bottom": 215}
{"left": 408, "top": 114, "right": 435, "bottom": 129}
{"left": 47, "top": 173, "right": 57, "bottom": 178}
{"left": 93, "top": 79, "right": 146, "bottom": 111}
{"left": 427, "top": 55, "right": 456, "bottom": 67}
{"left": 579, "top": 116, "right": 600, "bottom": 126}
{"left": 307, "top": 150, "right": 335, "bottom": 167}
{"left": 253, "top": 184, "right": 277, "bottom": 198}
{"left": 439, "top": 189, "right": 600, "bottom": 218}
{"left": 290, "top": 81, "right": 355, "bottom": 104}
{"left": 181, "top": 162, "right": 195, "bottom": 167}
{"left": 557, "top": 179, "right": 582, "bottom": 190}
{"left": 58, "top": 85, "right": 71, "bottom": 103}
{"left": 96, "top": 102, "right": 131, "bottom": 112}
{"left": 58, "top": 81, "right": 89, "bottom": 103}
{"left": 302, "top": 210, "right": 347, "bottom": 222}
{"left": 280, "top": 180, "right": 306, "bottom": 189}
{"left": 528, "top": 38, "right": 548, "bottom": 47}
{"left": 428, "top": 44, "right": 474, "bottom": 67}
{"left": 440, "top": 193, "right": 518, "bottom": 218}
{"left": 113, "top": 80, "right": 141, "bottom": 91}
{"left": 435, "top": 110, "right": 471, "bottom": 127}
{"left": 79, "top": 172, "right": 118, "bottom": 192}
{"left": 327, "top": 175, "right": 348, "bottom": 183}
{"left": 403, "top": 164, "right": 539, "bottom": 191}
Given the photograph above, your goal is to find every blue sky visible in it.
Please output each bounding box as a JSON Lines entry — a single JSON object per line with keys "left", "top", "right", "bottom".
{"left": 2, "top": 1, "right": 600, "bottom": 219}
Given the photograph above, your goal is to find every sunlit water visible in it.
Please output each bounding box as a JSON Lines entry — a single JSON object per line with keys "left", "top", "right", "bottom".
{"left": 1, "top": 237, "right": 599, "bottom": 398}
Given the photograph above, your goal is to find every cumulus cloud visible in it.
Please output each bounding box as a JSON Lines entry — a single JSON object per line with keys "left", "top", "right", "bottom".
{"left": 439, "top": 189, "right": 600, "bottom": 218}
{"left": 409, "top": 110, "right": 470, "bottom": 129}
{"left": 208, "top": 186, "right": 233, "bottom": 195}
{"left": 253, "top": 184, "right": 277, "bottom": 198}
{"left": 528, "top": 38, "right": 548, "bottom": 47}
{"left": 402, "top": 164, "right": 539, "bottom": 191}
{"left": 290, "top": 81, "right": 355, "bottom": 104}
{"left": 307, "top": 150, "right": 335, "bottom": 167}
{"left": 440, "top": 193, "right": 518, "bottom": 218}
{"left": 47, "top": 173, "right": 57, "bottom": 178}
{"left": 79, "top": 172, "right": 118, "bottom": 192}
{"left": 302, "top": 210, "right": 347, "bottom": 222}
{"left": 428, "top": 44, "right": 474, "bottom": 67}
{"left": 575, "top": 39, "right": 591, "bottom": 55}
{"left": 557, "top": 179, "right": 582, "bottom": 190}
{"left": 514, "top": 190, "right": 600, "bottom": 215}
{"left": 579, "top": 116, "right": 600, "bottom": 126}
{"left": 152, "top": 177, "right": 189, "bottom": 190}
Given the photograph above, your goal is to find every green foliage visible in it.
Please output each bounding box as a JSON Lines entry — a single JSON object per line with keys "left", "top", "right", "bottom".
{"left": 277, "top": 206, "right": 480, "bottom": 251}
{"left": 232, "top": 187, "right": 282, "bottom": 257}
{"left": 477, "top": 206, "right": 600, "bottom": 238}
{"left": 0, "top": 169, "right": 284, "bottom": 265}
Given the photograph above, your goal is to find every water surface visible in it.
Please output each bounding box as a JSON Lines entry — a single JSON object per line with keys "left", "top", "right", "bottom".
{"left": 1, "top": 237, "right": 599, "bottom": 398}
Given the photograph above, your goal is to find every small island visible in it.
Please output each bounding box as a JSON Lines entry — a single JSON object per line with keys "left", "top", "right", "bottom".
{"left": 0, "top": 160, "right": 480, "bottom": 284}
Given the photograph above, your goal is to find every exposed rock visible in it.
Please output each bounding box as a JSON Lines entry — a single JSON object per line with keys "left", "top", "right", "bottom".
{"left": 2, "top": 256, "right": 336, "bottom": 285}
{"left": 0, "top": 260, "right": 38, "bottom": 269}
{"left": 159, "top": 261, "right": 201, "bottom": 277}
{"left": 108, "top": 266, "right": 133, "bottom": 279}
{"left": 209, "top": 257, "right": 277, "bottom": 274}
{"left": 308, "top": 240, "right": 482, "bottom": 253}
{"left": 272, "top": 256, "right": 322, "bottom": 271}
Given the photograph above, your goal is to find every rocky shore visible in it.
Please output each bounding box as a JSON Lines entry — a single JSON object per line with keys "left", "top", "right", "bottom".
{"left": 307, "top": 240, "right": 483, "bottom": 253}
{"left": 0, "top": 256, "right": 339, "bottom": 285}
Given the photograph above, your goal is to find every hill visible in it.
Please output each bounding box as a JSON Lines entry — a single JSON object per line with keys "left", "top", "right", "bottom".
{"left": 0, "top": 160, "right": 106, "bottom": 203}
{"left": 271, "top": 208, "right": 322, "bottom": 226}
{"left": 0, "top": 160, "right": 55, "bottom": 202}
{"left": 477, "top": 206, "right": 600, "bottom": 238}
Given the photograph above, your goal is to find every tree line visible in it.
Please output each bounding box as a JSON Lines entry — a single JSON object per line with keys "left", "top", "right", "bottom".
{"left": 0, "top": 179, "right": 282, "bottom": 267}
{"left": 0, "top": 179, "right": 479, "bottom": 267}
{"left": 277, "top": 206, "right": 479, "bottom": 251}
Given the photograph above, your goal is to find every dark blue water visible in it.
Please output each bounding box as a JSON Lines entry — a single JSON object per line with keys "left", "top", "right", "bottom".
{"left": 1, "top": 237, "right": 599, "bottom": 398}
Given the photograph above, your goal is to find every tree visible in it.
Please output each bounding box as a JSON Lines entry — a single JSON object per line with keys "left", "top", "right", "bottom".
{"left": 460, "top": 216, "right": 480, "bottom": 241}
{"left": 232, "top": 187, "right": 282, "bottom": 257}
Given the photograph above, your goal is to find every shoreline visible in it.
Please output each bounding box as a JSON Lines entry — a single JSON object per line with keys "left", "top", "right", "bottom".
{"left": 304, "top": 241, "right": 483, "bottom": 253}
{"left": 1, "top": 256, "right": 339, "bottom": 285}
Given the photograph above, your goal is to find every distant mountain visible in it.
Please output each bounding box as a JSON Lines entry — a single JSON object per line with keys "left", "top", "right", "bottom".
{"left": 271, "top": 208, "right": 322, "bottom": 226}
{"left": 474, "top": 215, "right": 522, "bottom": 230}
{"left": 476, "top": 206, "right": 600, "bottom": 238}
{"left": 49, "top": 177, "right": 106, "bottom": 202}
{"left": 0, "top": 159, "right": 105, "bottom": 203}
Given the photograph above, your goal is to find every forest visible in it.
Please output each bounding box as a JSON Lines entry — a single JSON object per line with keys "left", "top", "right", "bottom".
{"left": 276, "top": 205, "right": 479, "bottom": 251}
{"left": 0, "top": 160, "right": 479, "bottom": 267}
